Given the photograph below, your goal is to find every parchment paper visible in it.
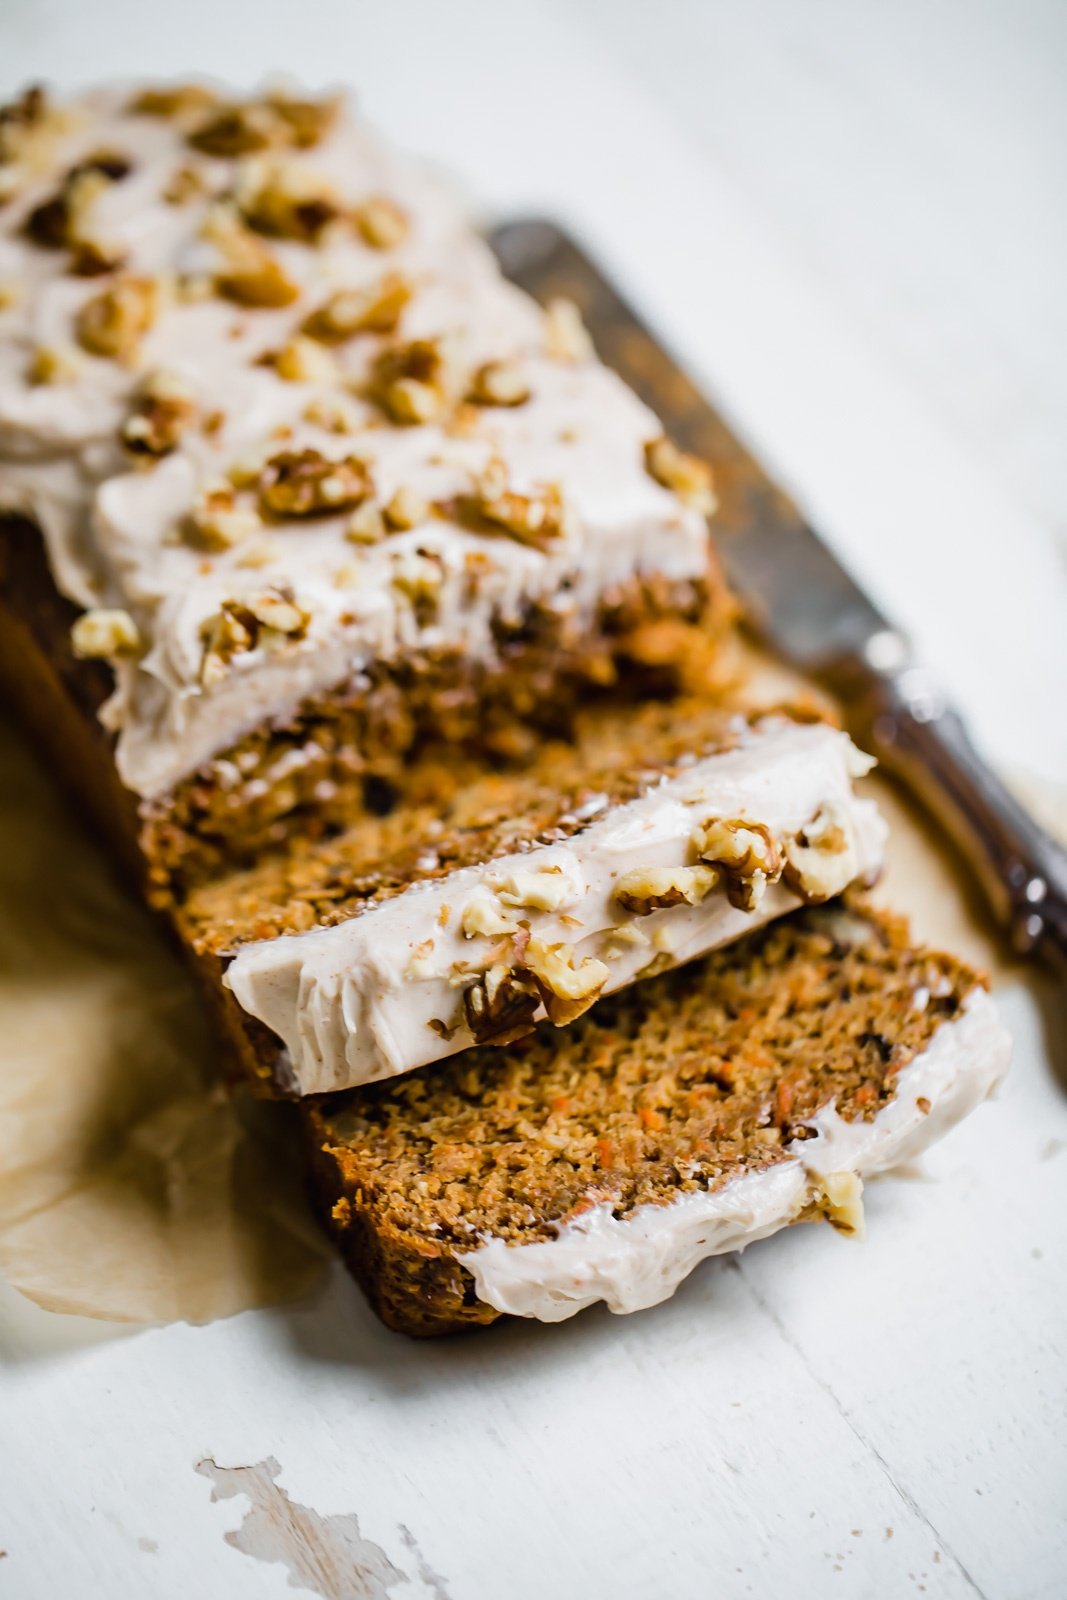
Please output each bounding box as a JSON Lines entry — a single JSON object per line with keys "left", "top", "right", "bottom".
{"left": 0, "top": 718, "right": 329, "bottom": 1325}
{"left": 0, "top": 665, "right": 1036, "bottom": 1326}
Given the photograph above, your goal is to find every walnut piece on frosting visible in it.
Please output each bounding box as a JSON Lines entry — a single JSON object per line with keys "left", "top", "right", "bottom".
{"left": 544, "top": 297, "right": 593, "bottom": 362}
{"left": 204, "top": 203, "right": 300, "bottom": 309}
{"left": 644, "top": 436, "right": 716, "bottom": 515}
{"left": 258, "top": 448, "right": 372, "bottom": 518}
{"left": 189, "top": 101, "right": 287, "bottom": 158}
{"left": 270, "top": 335, "right": 339, "bottom": 384}
{"left": 467, "top": 359, "right": 531, "bottom": 408}
{"left": 303, "top": 273, "right": 412, "bottom": 342}
{"left": 121, "top": 368, "right": 197, "bottom": 456}
{"left": 782, "top": 802, "right": 859, "bottom": 905}
{"left": 614, "top": 864, "right": 719, "bottom": 916}
{"left": 345, "top": 501, "right": 388, "bottom": 545}
{"left": 354, "top": 195, "right": 409, "bottom": 250}
{"left": 129, "top": 84, "right": 218, "bottom": 124}
{"left": 463, "top": 961, "right": 540, "bottom": 1047}
{"left": 75, "top": 275, "right": 162, "bottom": 363}
{"left": 460, "top": 894, "right": 520, "bottom": 940}
{"left": 523, "top": 938, "right": 610, "bottom": 1026}
{"left": 818, "top": 1172, "right": 865, "bottom": 1238}
{"left": 383, "top": 486, "right": 429, "bottom": 532}
{"left": 693, "top": 816, "right": 782, "bottom": 912}
{"left": 235, "top": 155, "right": 340, "bottom": 241}
{"left": 27, "top": 343, "right": 83, "bottom": 385}
{"left": 70, "top": 608, "right": 141, "bottom": 660}
{"left": 459, "top": 476, "right": 573, "bottom": 552}
{"left": 372, "top": 337, "right": 451, "bottom": 424}
{"left": 25, "top": 154, "right": 132, "bottom": 271}
{"left": 199, "top": 587, "right": 311, "bottom": 684}
{"left": 186, "top": 481, "right": 262, "bottom": 549}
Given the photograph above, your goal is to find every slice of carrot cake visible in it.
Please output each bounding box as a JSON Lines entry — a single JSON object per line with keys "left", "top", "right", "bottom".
{"left": 0, "top": 81, "right": 730, "bottom": 899}
{"left": 306, "top": 901, "right": 1010, "bottom": 1336}
{"left": 184, "top": 707, "right": 885, "bottom": 1092}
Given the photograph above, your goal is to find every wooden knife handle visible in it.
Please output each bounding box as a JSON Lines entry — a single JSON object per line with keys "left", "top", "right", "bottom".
{"left": 846, "top": 645, "right": 1067, "bottom": 980}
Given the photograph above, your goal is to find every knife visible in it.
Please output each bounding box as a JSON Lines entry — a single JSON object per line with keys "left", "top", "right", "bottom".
{"left": 490, "top": 218, "right": 1067, "bottom": 978}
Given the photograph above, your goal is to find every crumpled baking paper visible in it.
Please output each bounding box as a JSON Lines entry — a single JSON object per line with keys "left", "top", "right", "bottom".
{"left": 0, "top": 718, "right": 329, "bottom": 1324}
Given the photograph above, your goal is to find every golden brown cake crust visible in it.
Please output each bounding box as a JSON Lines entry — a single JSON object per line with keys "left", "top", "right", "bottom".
{"left": 306, "top": 902, "right": 982, "bottom": 1337}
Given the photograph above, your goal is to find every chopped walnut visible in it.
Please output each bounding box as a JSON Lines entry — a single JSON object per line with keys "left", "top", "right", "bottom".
{"left": 186, "top": 482, "right": 262, "bottom": 549}
{"left": 188, "top": 101, "right": 286, "bottom": 157}
{"left": 27, "top": 344, "right": 82, "bottom": 385}
{"left": 235, "top": 538, "right": 282, "bottom": 569}
{"left": 613, "top": 864, "right": 719, "bottom": 916}
{"left": 467, "top": 359, "right": 531, "bottom": 408}
{"left": 523, "top": 938, "right": 609, "bottom": 1026}
{"left": 693, "top": 816, "right": 782, "bottom": 912}
{"left": 162, "top": 162, "right": 207, "bottom": 206}
{"left": 345, "top": 501, "right": 388, "bottom": 545}
{"left": 270, "top": 335, "right": 339, "bottom": 384}
{"left": 383, "top": 486, "right": 429, "bottom": 532}
{"left": 463, "top": 962, "right": 540, "bottom": 1046}
{"left": 303, "top": 273, "right": 412, "bottom": 342}
{"left": 782, "top": 802, "right": 859, "bottom": 905}
{"left": 0, "top": 84, "right": 52, "bottom": 166}
{"left": 460, "top": 894, "right": 519, "bottom": 940}
{"left": 204, "top": 203, "right": 300, "bottom": 308}
{"left": 75, "top": 275, "right": 162, "bottom": 362}
{"left": 0, "top": 282, "right": 21, "bottom": 311}
{"left": 818, "top": 1172, "right": 865, "bottom": 1238}
{"left": 70, "top": 607, "right": 141, "bottom": 660}
{"left": 354, "top": 195, "right": 409, "bottom": 249}
{"left": 267, "top": 91, "right": 341, "bottom": 149}
{"left": 25, "top": 155, "right": 130, "bottom": 268}
{"left": 390, "top": 548, "right": 444, "bottom": 617}
{"left": 121, "top": 368, "right": 197, "bottom": 456}
{"left": 258, "top": 448, "right": 371, "bottom": 518}
{"left": 644, "top": 436, "right": 716, "bottom": 515}
{"left": 459, "top": 477, "right": 572, "bottom": 551}
{"left": 129, "top": 84, "right": 218, "bottom": 123}
{"left": 235, "top": 155, "right": 340, "bottom": 241}
{"left": 302, "top": 394, "right": 360, "bottom": 434}
{"left": 493, "top": 864, "right": 580, "bottom": 913}
{"left": 199, "top": 587, "right": 311, "bottom": 683}
{"left": 372, "top": 337, "right": 451, "bottom": 424}
{"left": 544, "top": 297, "right": 593, "bottom": 361}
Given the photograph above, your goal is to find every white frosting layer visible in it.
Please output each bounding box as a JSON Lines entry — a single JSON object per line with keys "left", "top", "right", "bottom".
{"left": 224, "top": 720, "right": 886, "bottom": 1093}
{"left": 0, "top": 86, "right": 710, "bottom": 797}
{"left": 459, "top": 986, "right": 1011, "bottom": 1322}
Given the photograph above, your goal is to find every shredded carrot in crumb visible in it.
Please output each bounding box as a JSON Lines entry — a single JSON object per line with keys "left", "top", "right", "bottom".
{"left": 638, "top": 1106, "right": 664, "bottom": 1131}
{"left": 854, "top": 1083, "right": 876, "bottom": 1107}
{"left": 775, "top": 1079, "right": 794, "bottom": 1121}
{"left": 595, "top": 1137, "right": 615, "bottom": 1169}
{"left": 550, "top": 1095, "right": 571, "bottom": 1115}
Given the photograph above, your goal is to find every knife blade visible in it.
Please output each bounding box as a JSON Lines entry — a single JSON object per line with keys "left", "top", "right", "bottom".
{"left": 490, "top": 218, "right": 1067, "bottom": 976}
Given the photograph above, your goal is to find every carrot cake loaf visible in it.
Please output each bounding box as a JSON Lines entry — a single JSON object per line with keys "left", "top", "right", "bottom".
{"left": 185, "top": 708, "right": 885, "bottom": 1093}
{"left": 307, "top": 901, "right": 1011, "bottom": 1335}
{"left": 0, "top": 81, "right": 730, "bottom": 899}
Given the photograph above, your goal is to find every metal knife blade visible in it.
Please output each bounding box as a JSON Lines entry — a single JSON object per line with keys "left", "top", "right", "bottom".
{"left": 489, "top": 217, "right": 1067, "bottom": 976}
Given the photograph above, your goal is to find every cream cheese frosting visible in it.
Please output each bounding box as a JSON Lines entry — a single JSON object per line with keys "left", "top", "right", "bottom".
{"left": 458, "top": 986, "right": 1011, "bottom": 1322}
{"left": 224, "top": 720, "right": 887, "bottom": 1093}
{"left": 0, "top": 84, "right": 712, "bottom": 798}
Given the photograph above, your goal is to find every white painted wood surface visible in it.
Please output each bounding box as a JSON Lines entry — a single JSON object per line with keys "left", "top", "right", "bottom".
{"left": 2, "top": 4, "right": 1065, "bottom": 1596}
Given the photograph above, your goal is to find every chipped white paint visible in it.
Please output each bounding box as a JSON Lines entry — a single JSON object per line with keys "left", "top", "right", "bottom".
{"left": 1, "top": 4, "right": 1066, "bottom": 1600}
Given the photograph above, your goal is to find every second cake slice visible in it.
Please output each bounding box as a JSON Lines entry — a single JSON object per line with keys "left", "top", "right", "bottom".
{"left": 185, "top": 704, "right": 886, "bottom": 1092}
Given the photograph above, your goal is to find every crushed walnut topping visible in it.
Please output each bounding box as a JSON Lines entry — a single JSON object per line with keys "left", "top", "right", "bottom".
{"left": 0, "top": 84, "right": 51, "bottom": 165}
{"left": 120, "top": 368, "right": 197, "bottom": 456}
{"left": 354, "top": 194, "right": 409, "bottom": 249}
{"left": 302, "top": 394, "right": 360, "bottom": 434}
{"left": 235, "top": 155, "right": 340, "bottom": 241}
{"left": 188, "top": 101, "right": 287, "bottom": 158}
{"left": 199, "top": 587, "right": 311, "bottom": 684}
{"left": 0, "top": 282, "right": 21, "bottom": 310}
{"left": 544, "top": 296, "right": 593, "bottom": 362}
{"left": 458, "top": 475, "right": 573, "bottom": 551}
{"left": 203, "top": 203, "right": 300, "bottom": 308}
{"left": 383, "top": 486, "right": 429, "bottom": 532}
{"left": 345, "top": 501, "right": 388, "bottom": 545}
{"left": 523, "top": 938, "right": 609, "bottom": 1026}
{"left": 693, "top": 816, "right": 783, "bottom": 912}
{"left": 27, "top": 343, "right": 82, "bottom": 385}
{"left": 493, "top": 864, "right": 580, "bottom": 913}
{"left": 782, "top": 802, "right": 858, "bottom": 905}
{"left": 818, "top": 1172, "right": 865, "bottom": 1237}
{"left": 460, "top": 894, "right": 520, "bottom": 940}
{"left": 644, "top": 436, "right": 716, "bottom": 515}
{"left": 162, "top": 162, "right": 208, "bottom": 206}
{"left": 463, "top": 962, "right": 540, "bottom": 1047}
{"left": 24, "top": 153, "right": 132, "bottom": 271}
{"left": 390, "top": 548, "right": 445, "bottom": 618}
{"left": 613, "top": 864, "right": 719, "bottom": 916}
{"left": 372, "top": 337, "right": 452, "bottom": 424}
{"left": 70, "top": 607, "right": 141, "bottom": 660}
{"left": 270, "top": 335, "right": 339, "bottom": 384}
{"left": 303, "top": 272, "right": 412, "bottom": 342}
{"left": 186, "top": 481, "right": 262, "bottom": 549}
{"left": 129, "top": 84, "right": 219, "bottom": 124}
{"left": 75, "top": 274, "right": 162, "bottom": 362}
{"left": 467, "top": 358, "right": 531, "bottom": 408}
{"left": 258, "top": 447, "right": 371, "bottom": 518}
